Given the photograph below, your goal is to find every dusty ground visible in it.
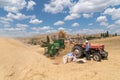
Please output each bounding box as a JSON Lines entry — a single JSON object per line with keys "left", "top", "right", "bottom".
{"left": 0, "top": 36, "right": 120, "bottom": 80}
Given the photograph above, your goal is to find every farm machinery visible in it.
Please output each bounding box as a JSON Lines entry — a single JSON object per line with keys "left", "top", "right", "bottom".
{"left": 41, "top": 31, "right": 65, "bottom": 57}
{"left": 72, "top": 42, "right": 108, "bottom": 61}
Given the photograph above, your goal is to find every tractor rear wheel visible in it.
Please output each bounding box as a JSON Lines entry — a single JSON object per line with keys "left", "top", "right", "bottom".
{"left": 93, "top": 53, "right": 101, "bottom": 61}
{"left": 100, "top": 50, "right": 108, "bottom": 59}
{"left": 72, "top": 46, "right": 83, "bottom": 58}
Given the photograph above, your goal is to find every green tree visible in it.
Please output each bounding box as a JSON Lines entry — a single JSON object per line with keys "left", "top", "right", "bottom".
{"left": 101, "top": 33, "right": 103, "bottom": 37}
{"left": 103, "top": 32, "right": 106, "bottom": 37}
{"left": 106, "top": 31, "right": 109, "bottom": 37}
{"left": 115, "top": 33, "right": 117, "bottom": 36}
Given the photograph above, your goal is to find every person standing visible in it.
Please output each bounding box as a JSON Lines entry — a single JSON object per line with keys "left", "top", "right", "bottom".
{"left": 85, "top": 40, "right": 91, "bottom": 60}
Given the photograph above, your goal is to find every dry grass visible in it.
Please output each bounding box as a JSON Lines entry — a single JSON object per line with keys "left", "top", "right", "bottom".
{"left": 0, "top": 36, "right": 120, "bottom": 80}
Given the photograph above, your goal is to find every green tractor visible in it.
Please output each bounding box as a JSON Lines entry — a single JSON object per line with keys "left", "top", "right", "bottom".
{"left": 41, "top": 31, "right": 65, "bottom": 57}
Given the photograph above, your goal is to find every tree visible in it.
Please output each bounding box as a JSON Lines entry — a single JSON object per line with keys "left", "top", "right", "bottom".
{"left": 106, "top": 31, "right": 109, "bottom": 37}
{"left": 101, "top": 33, "right": 103, "bottom": 37}
{"left": 115, "top": 33, "right": 117, "bottom": 36}
{"left": 101, "top": 31, "right": 110, "bottom": 38}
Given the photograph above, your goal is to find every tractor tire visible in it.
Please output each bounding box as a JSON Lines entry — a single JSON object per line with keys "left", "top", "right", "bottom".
{"left": 72, "top": 46, "right": 83, "bottom": 58}
{"left": 93, "top": 53, "right": 102, "bottom": 62}
{"left": 101, "top": 50, "right": 108, "bottom": 59}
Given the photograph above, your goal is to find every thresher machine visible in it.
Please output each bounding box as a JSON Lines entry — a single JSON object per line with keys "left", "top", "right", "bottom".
{"left": 41, "top": 31, "right": 66, "bottom": 57}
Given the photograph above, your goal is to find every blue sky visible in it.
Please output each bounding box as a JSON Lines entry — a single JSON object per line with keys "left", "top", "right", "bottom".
{"left": 0, "top": 0, "right": 120, "bottom": 37}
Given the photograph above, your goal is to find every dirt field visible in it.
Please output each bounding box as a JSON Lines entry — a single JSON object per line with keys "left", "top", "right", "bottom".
{"left": 0, "top": 36, "right": 120, "bottom": 80}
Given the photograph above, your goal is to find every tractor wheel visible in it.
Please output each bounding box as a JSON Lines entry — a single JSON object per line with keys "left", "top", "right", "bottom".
{"left": 93, "top": 53, "right": 101, "bottom": 61}
{"left": 72, "top": 46, "right": 83, "bottom": 58}
{"left": 101, "top": 50, "right": 108, "bottom": 59}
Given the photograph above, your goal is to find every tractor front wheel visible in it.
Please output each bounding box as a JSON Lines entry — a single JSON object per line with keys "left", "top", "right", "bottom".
{"left": 100, "top": 50, "right": 108, "bottom": 59}
{"left": 93, "top": 53, "right": 101, "bottom": 61}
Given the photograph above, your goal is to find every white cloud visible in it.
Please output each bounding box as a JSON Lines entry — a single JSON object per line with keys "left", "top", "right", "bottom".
{"left": 31, "top": 26, "right": 53, "bottom": 34}
{"left": 0, "top": 17, "right": 13, "bottom": 22}
{"left": 0, "top": 27, "right": 40, "bottom": 37}
{"left": 70, "top": 0, "right": 120, "bottom": 14}
{"left": 7, "top": 13, "right": 28, "bottom": 20}
{"left": 106, "top": 23, "right": 120, "bottom": 34}
{"left": 0, "top": 0, "right": 36, "bottom": 13}
{"left": 115, "top": 29, "right": 120, "bottom": 34}
{"left": 44, "top": 0, "right": 120, "bottom": 21}
{"left": 6, "top": 12, "right": 36, "bottom": 21}
{"left": 31, "top": 26, "right": 52, "bottom": 33}
{"left": 40, "top": 26, "right": 50, "bottom": 30}
{"left": 106, "top": 20, "right": 120, "bottom": 32}
{"left": 64, "top": 13, "right": 80, "bottom": 21}
{"left": 4, "top": 27, "right": 25, "bottom": 31}
{"left": 58, "top": 27, "right": 65, "bottom": 30}
{"left": 4, "top": 24, "right": 11, "bottom": 27}
{"left": 0, "top": 21, "right": 10, "bottom": 27}
{"left": 65, "top": 0, "right": 120, "bottom": 20}
{"left": 83, "top": 13, "right": 93, "bottom": 18}
{"left": 96, "top": 16, "right": 107, "bottom": 22}
{"left": 44, "top": 0, "right": 73, "bottom": 14}
{"left": 43, "top": 0, "right": 120, "bottom": 21}
{"left": 96, "top": 16, "right": 108, "bottom": 27}
{"left": 58, "top": 27, "right": 71, "bottom": 33}
{"left": 0, "top": 0, "right": 26, "bottom": 13}
{"left": 0, "top": 13, "right": 36, "bottom": 28}
{"left": 46, "top": 29, "right": 57, "bottom": 33}
{"left": 16, "top": 23, "right": 28, "bottom": 28}
{"left": 31, "top": 27, "right": 41, "bottom": 32}
{"left": 115, "top": 20, "right": 120, "bottom": 25}
{"left": 107, "top": 24, "right": 116, "bottom": 29}
{"left": 1, "top": 26, "right": 28, "bottom": 37}
{"left": 106, "top": 20, "right": 120, "bottom": 31}
{"left": 16, "top": 23, "right": 28, "bottom": 31}
{"left": 54, "top": 21, "right": 64, "bottom": 26}
{"left": 104, "top": 8, "right": 120, "bottom": 20}
{"left": 29, "top": 19, "right": 43, "bottom": 24}
{"left": 75, "top": 29, "right": 104, "bottom": 34}
{"left": 100, "top": 22, "right": 108, "bottom": 27}
{"left": 0, "top": 21, "right": 9, "bottom": 25}
{"left": 27, "top": 0, "right": 36, "bottom": 10}
{"left": 72, "top": 22, "right": 79, "bottom": 27}
{"left": 44, "top": 0, "right": 120, "bottom": 15}
{"left": 0, "top": 17, "right": 13, "bottom": 27}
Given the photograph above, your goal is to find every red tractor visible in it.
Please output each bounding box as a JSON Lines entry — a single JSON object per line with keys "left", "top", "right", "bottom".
{"left": 72, "top": 43, "right": 108, "bottom": 61}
